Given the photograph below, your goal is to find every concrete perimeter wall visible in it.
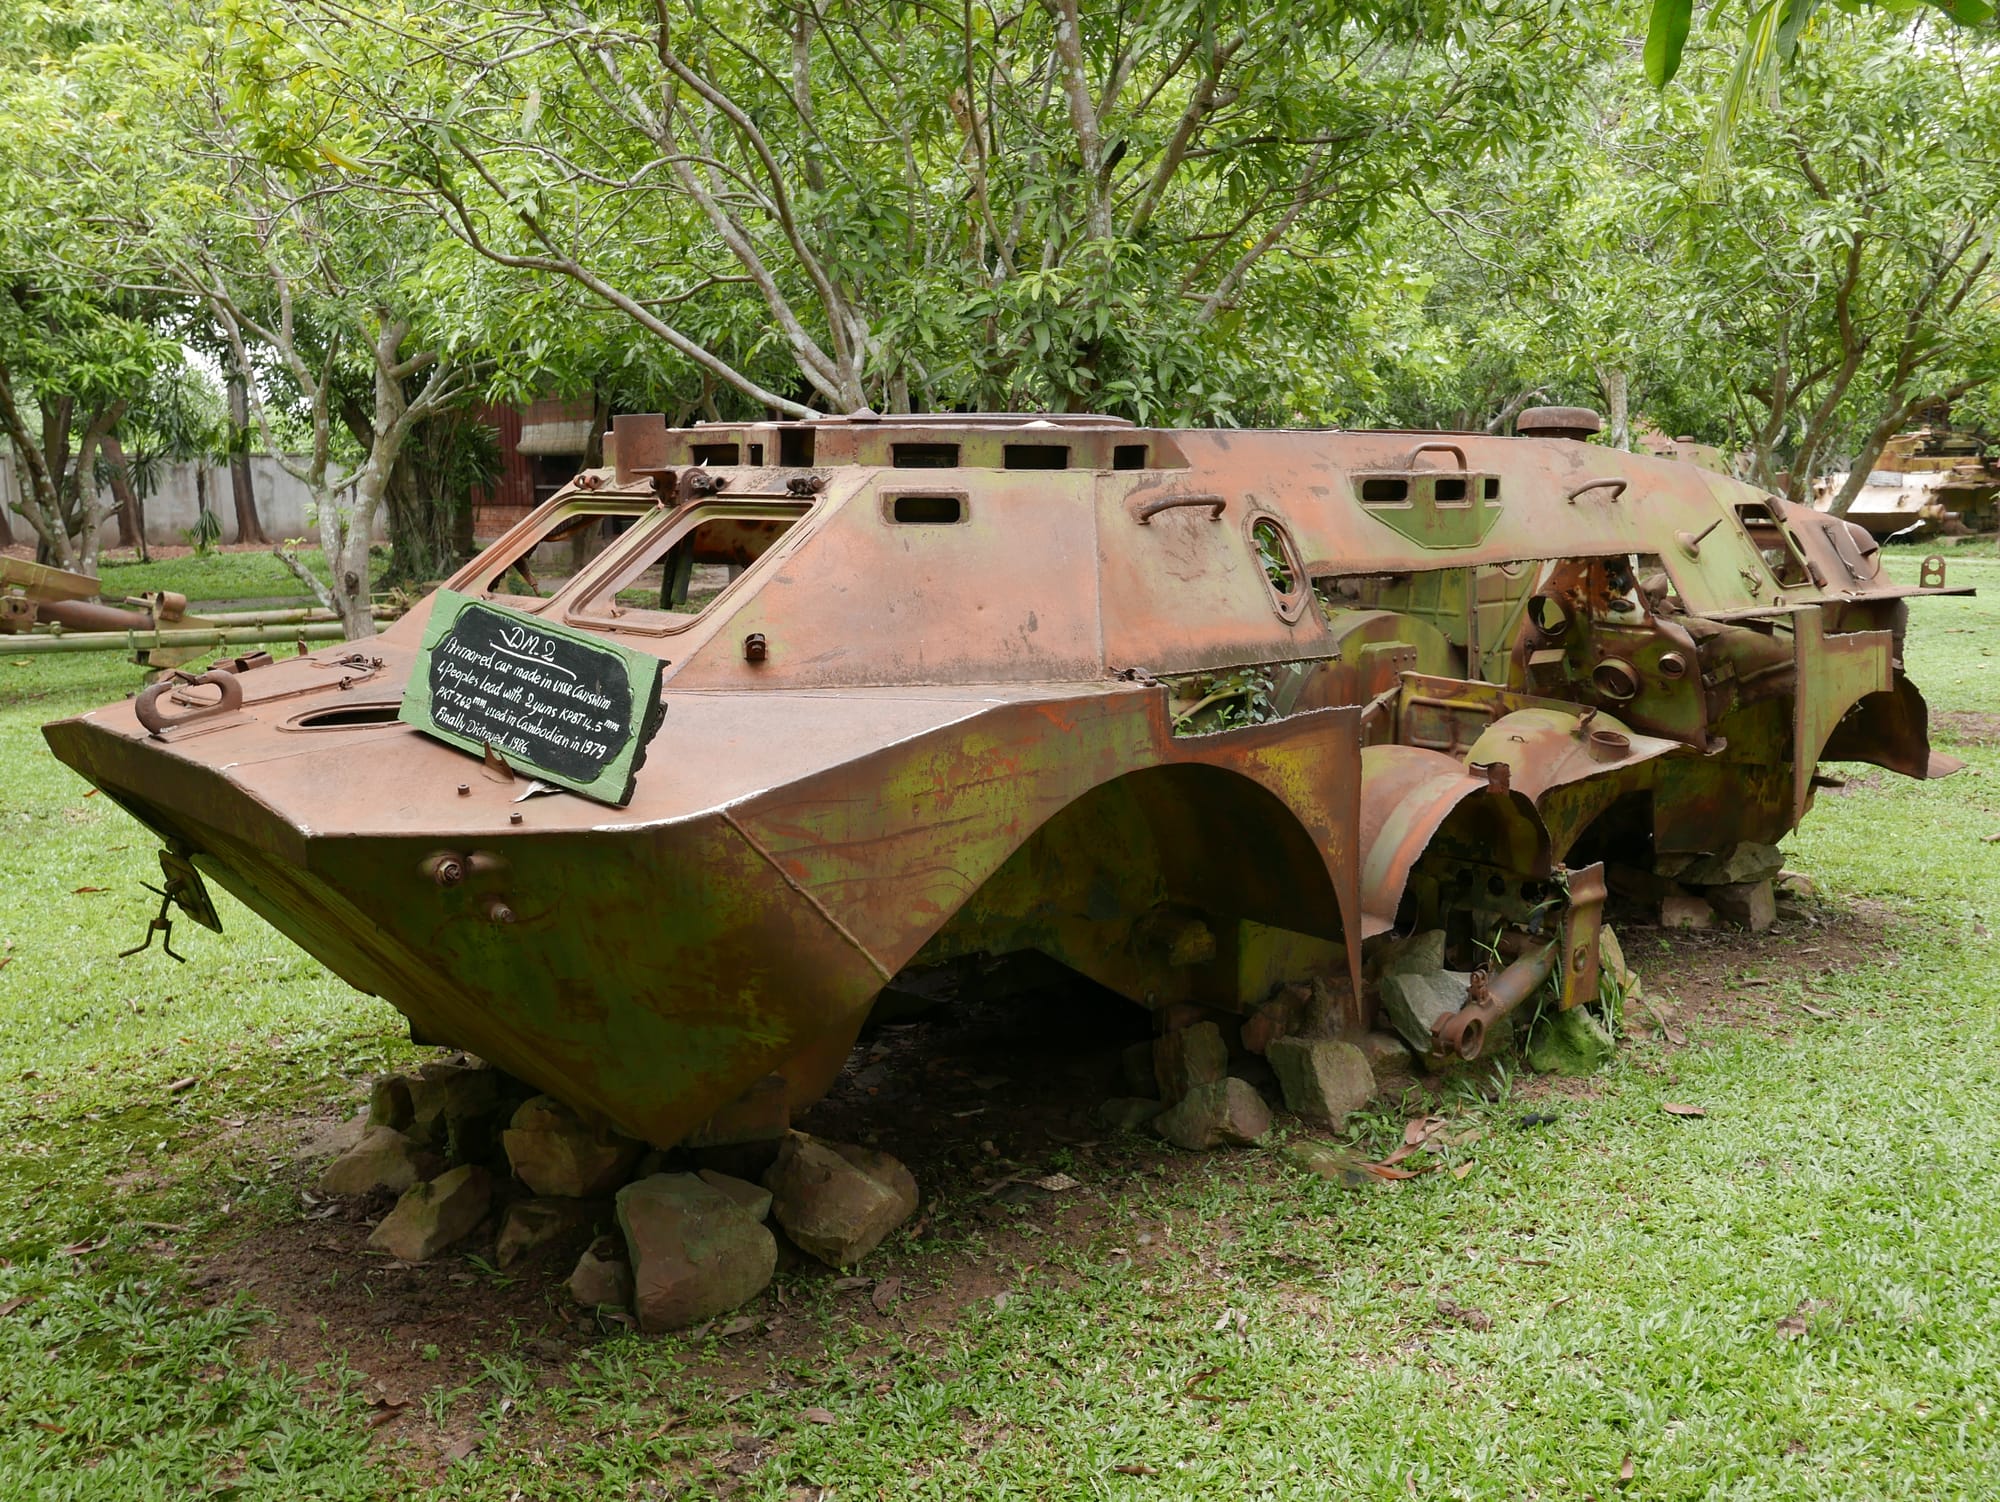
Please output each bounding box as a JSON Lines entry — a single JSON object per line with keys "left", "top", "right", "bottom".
{"left": 1, "top": 451, "right": 385, "bottom": 549}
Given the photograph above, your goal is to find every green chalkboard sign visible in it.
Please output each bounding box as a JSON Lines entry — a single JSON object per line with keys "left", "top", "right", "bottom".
{"left": 400, "top": 589, "right": 666, "bottom": 807}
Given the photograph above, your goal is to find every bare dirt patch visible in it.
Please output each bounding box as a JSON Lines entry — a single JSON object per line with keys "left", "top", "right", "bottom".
{"left": 1932, "top": 710, "right": 2000, "bottom": 749}
{"left": 1599, "top": 891, "right": 1889, "bottom": 1039}
{"left": 177, "top": 898, "right": 1890, "bottom": 1475}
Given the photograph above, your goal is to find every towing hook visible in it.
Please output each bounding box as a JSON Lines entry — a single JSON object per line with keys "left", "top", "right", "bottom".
{"left": 1431, "top": 941, "right": 1559, "bottom": 1061}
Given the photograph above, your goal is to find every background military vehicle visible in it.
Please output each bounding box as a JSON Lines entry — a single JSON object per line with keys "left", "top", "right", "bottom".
{"left": 1812, "top": 428, "right": 2000, "bottom": 538}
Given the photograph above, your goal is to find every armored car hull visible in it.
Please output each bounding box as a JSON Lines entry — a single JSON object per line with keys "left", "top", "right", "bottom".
{"left": 45, "top": 413, "right": 1967, "bottom": 1146}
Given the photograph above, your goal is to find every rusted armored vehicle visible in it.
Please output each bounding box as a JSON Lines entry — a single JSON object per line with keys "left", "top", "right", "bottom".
{"left": 1812, "top": 428, "right": 2000, "bottom": 538}
{"left": 43, "top": 412, "right": 1966, "bottom": 1147}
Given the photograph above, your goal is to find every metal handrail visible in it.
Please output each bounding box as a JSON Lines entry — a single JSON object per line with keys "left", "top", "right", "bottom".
{"left": 1134, "top": 493, "right": 1227, "bottom": 524}
{"left": 1566, "top": 478, "right": 1628, "bottom": 503}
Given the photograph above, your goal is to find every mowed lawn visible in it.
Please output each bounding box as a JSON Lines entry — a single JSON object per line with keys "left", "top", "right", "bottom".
{"left": 0, "top": 553, "right": 1995, "bottom": 1500}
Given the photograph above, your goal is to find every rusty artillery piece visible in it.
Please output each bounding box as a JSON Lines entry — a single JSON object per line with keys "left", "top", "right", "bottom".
{"left": 2, "top": 556, "right": 380, "bottom": 666}
{"left": 43, "top": 410, "right": 1968, "bottom": 1149}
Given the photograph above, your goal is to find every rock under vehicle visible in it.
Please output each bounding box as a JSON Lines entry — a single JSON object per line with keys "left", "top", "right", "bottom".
{"left": 43, "top": 410, "right": 1970, "bottom": 1147}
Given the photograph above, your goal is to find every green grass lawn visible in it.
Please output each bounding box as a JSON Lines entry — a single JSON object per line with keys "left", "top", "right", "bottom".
{"left": 0, "top": 559, "right": 1995, "bottom": 1498}
{"left": 94, "top": 548, "right": 339, "bottom": 607}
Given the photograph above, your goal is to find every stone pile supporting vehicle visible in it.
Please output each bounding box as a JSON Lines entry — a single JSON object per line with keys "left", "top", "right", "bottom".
{"left": 43, "top": 409, "right": 1969, "bottom": 1154}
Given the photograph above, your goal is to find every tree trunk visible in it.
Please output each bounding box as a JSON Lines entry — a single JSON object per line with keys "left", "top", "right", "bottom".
{"left": 1596, "top": 367, "right": 1630, "bottom": 451}
{"left": 383, "top": 459, "right": 433, "bottom": 587}
{"left": 1827, "top": 402, "right": 1916, "bottom": 519}
{"left": 228, "top": 373, "right": 265, "bottom": 544}
{"left": 61, "top": 403, "right": 123, "bottom": 577}
{"left": 0, "top": 365, "right": 74, "bottom": 567}
{"left": 452, "top": 471, "right": 476, "bottom": 561}
{"left": 109, "top": 454, "right": 139, "bottom": 549}
{"left": 100, "top": 432, "right": 148, "bottom": 561}
{"left": 331, "top": 523, "right": 375, "bottom": 639}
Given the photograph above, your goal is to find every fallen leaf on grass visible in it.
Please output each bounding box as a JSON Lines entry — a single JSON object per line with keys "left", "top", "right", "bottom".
{"left": 1451, "top": 1162, "right": 1474, "bottom": 1181}
{"left": 717, "top": 1316, "right": 757, "bottom": 1338}
{"left": 33, "top": 1422, "right": 65, "bottom": 1434}
{"left": 830, "top": 1275, "right": 870, "bottom": 1291}
{"left": 1114, "top": 1463, "right": 1158, "bottom": 1476}
{"left": 1034, "top": 1172, "right": 1081, "bottom": 1193}
{"left": 0, "top": 957, "right": 11, "bottom": 972}
{"left": 365, "top": 1398, "right": 409, "bottom": 1430}
{"left": 1628, "top": 992, "right": 1686, "bottom": 1045}
{"left": 441, "top": 1434, "right": 480, "bottom": 1463}
{"left": 0, "top": 1294, "right": 39, "bottom": 1317}
{"left": 1362, "top": 1163, "right": 1426, "bottom": 1180}
{"left": 1183, "top": 1365, "right": 1246, "bottom": 1403}
{"left": 800, "top": 1408, "right": 836, "bottom": 1425}
{"left": 167, "top": 1077, "right": 197, "bottom": 1094}
{"left": 72, "top": 886, "right": 106, "bottom": 895}
{"left": 56, "top": 1236, "right": 109, "bottom": 1257}
{"left": 1620, "top": 1454, "right": 1635, "bottom": 1484}
{"left": 1799, "top": 1003, "right": 1835, "bottom": 1020}
{"left": 1660, "top": 1102, "right": 1707, "bottom": 1118}
{"left": 870, "top": 1277, "right": 901, "bottom": 1312}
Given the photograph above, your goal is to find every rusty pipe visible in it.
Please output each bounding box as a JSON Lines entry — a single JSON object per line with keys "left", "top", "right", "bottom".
{"left": 3, "top": 623, "right": 351, "bottom": 655}
{"left": 1431, "top": 939, "right": 1558, "bottom": 1061}
{"left": 189, "top": 607, "right": 393, "bottom": 627}
{"left": 32, "top": 597, "right": 160, "bottom": 633}
{"left": 32, "top": 599, "right": 388, "bottom": 632}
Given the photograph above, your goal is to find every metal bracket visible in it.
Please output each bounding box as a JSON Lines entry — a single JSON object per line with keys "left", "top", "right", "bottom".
{"left": 119, "top": 883, "right": 186, "bottom": 963}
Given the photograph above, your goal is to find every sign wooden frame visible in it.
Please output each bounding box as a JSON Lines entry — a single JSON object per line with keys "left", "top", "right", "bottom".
{"left": 400, "top": 589, "right": 666, "bottom": 807}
